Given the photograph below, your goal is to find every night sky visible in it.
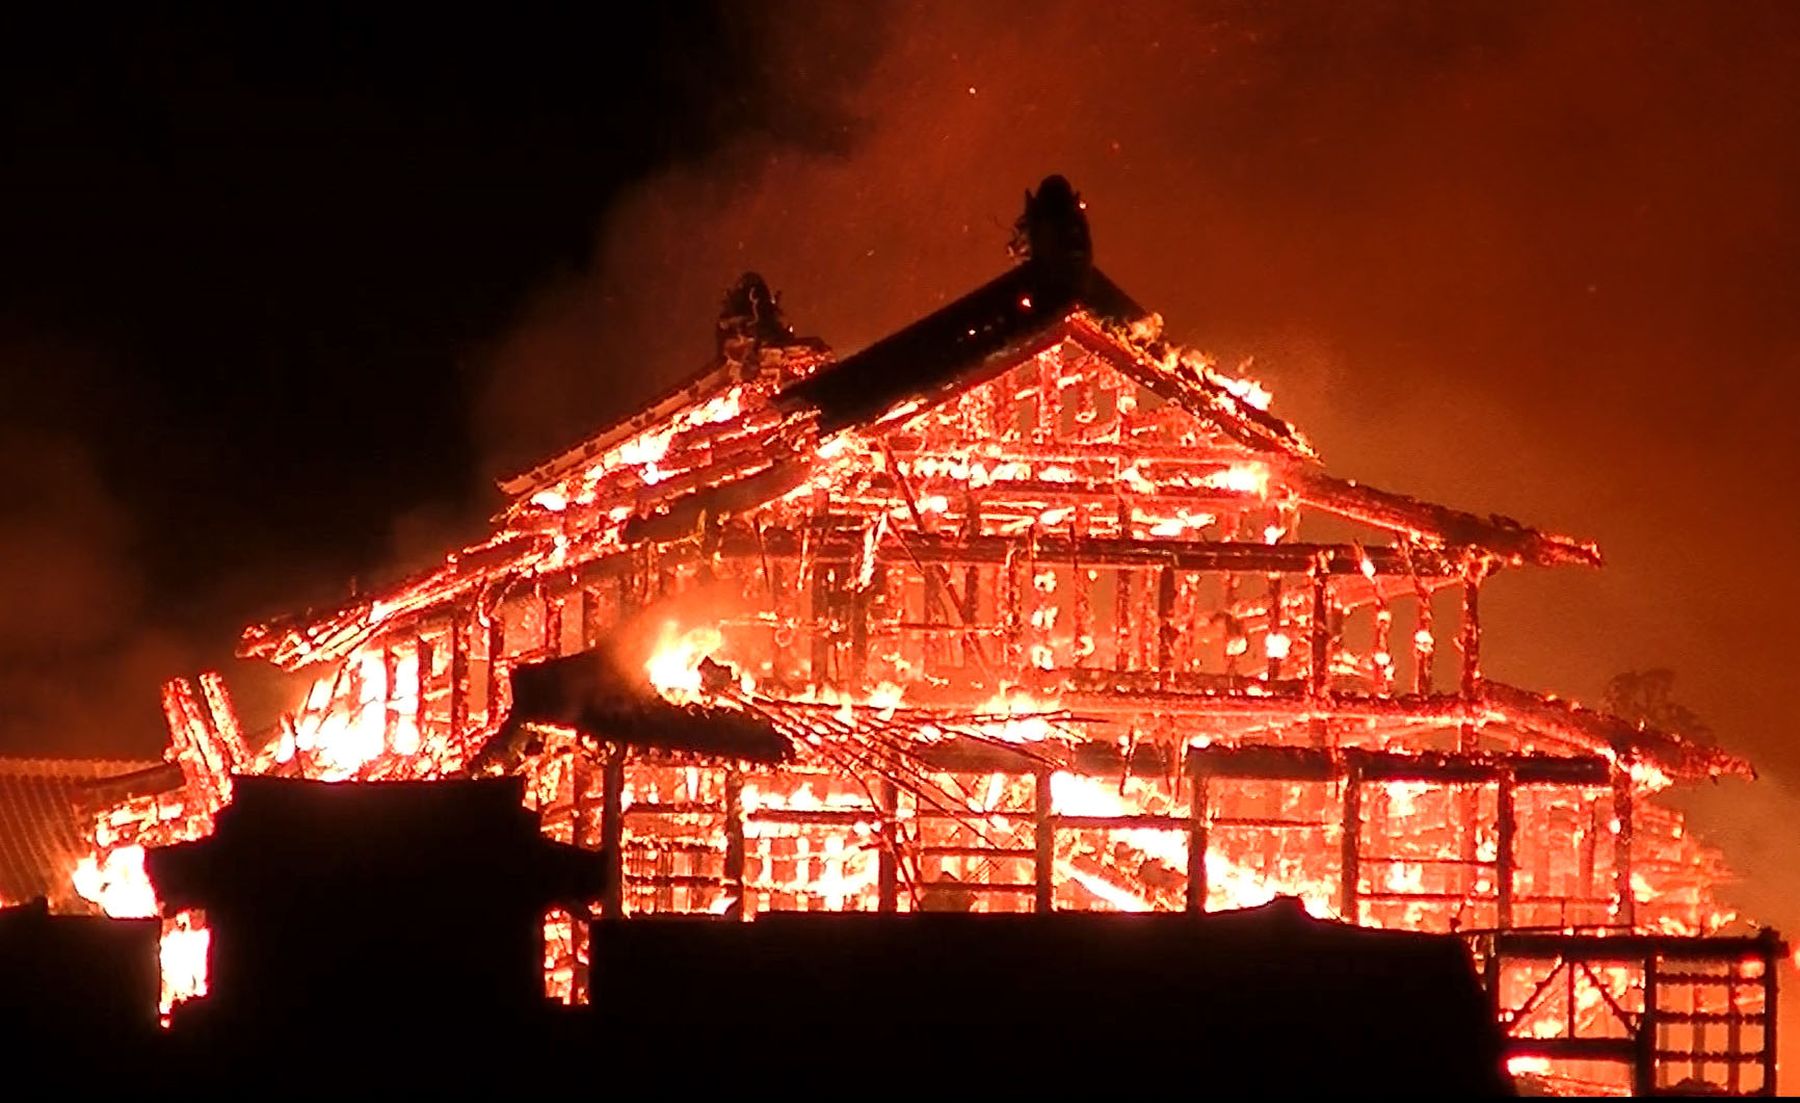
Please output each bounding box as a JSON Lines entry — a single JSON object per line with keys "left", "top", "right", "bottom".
{"left": 5, "top": 0, "right": 1800, "bottom": 1005}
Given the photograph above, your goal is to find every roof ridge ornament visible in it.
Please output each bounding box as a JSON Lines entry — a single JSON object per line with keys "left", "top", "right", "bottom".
{"left": 1008, "top": 174, "right": 1092, "bottom": 276}
{"left": 716, "top": 272, "right": 800, "bottom": 374}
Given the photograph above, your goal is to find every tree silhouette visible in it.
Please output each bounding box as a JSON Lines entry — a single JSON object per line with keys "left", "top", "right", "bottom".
{"left": 1603, "top": 669, "right": 1715, "bottom": 746}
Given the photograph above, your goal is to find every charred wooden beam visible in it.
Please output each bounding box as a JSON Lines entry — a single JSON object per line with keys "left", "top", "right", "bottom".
{"left": 1491, "top": 928, "right": 1787, "bottom": 961}
{"left": 449, "top": 613, "right": 470, "bottom": 738}
{"left": 877, "top": 778, "right": 899, "bottom": 912}
{"left": 601, "top": 744, "right": 626, "bottom": 918}
{"left": 1614, "top": 762, "right": 1637, "bottom": 929}
{"left": 728, "top": 529, "right": 1467, "bottom": 576}
{"left": 1342, "top": 765, "right": 1362, "bottom": 923}
{"left": 1307, "top": 568, "right": 1328, "bottom": 699}
{"left": 1155, "top": 565, "right": 1177, "bottom": 671}
{"left": 1187, "top": 770, "right": 1209, "bottom": 913}
{"left": 1033, "top": 767, "right": 1054, "bottom": 913}
{"left": 1459, "top": 571, "right": 1483, "bottom": 698}
{"left": 1186, "top": 744, "right": 1611, "bottom": 786}
{"left": 1496, "top": 767, "right": 1516, "bottom": 930}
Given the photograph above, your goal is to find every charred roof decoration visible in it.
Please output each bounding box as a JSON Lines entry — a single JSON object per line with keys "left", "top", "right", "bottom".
{"left": 1010, "top": 173, "right": 1093, "bottom": 275}
{"left": 716, "top": 271, "right": 800, "bottom": 363}
{"left": 56, "top": 176, "right": 1782, "bottom": 1096}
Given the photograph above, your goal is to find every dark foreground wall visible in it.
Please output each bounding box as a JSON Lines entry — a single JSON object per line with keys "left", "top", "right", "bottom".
{"left": 0, "top": 900, "right": 160, "bottom": 1081}
{"left": 1, "top": 775, "right": 1510, "bottom": 1096}
{"left": 587, "top": 901, "right": 1512, "bottom": 1097}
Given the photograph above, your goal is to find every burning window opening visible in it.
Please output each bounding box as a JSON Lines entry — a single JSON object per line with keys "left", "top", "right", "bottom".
{"left": 62, "top": 178, "right": 1777, "bottom": 1096}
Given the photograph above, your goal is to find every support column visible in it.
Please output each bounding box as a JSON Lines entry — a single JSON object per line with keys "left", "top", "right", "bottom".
{"left": 1457, "top": 568, "right": 1484, "bottom": 753}
{"left": 382, "top": 645, "right": 399, "bottom": 751}
{"left": 1762, "top": 934, "right": 1779, "bottom": 1096}
{"left": 1458, "top": 568, "right": 1483, "bottom": 697}
{"left": 960, "top": 562, "right": 981, "bottom": 670}
{"left": 1113, "top": 569, "right": 1134, "bottom": 673}
{"left": 1187, "top": 770, "right": 1209, "bottom": 913}
{"left": 850, "top": 580, "right": 872, "bottom": 687}
{"left": 1034, "top": 768, "right": 1055, "bottom": 913}
{"left": 484, "top": 611, "right": 505, "bottom": 726}
{"left": 449, "top": 614, "right": 470, "bottom": 739}
{"left": 1613, "top": 761, "right": 1636, "bottom": 929}
{"left": 877, "top": 778, "right": 899, "bottom": 912}
{"left": 724, "top": 768, "right": 746, "bottom": 921}
{"left": 1636, "top": 949, "right": 1659, "bottom": 1095}
{"left": 1496, "top": 768, "right": 1516, "bottom": 930}
{"left": 1341, "top": 766, "right": 1362, "bottom": 924}
{"left": 577, "top": 586, "right": 598, "bottom": 652}
{"left": 600, "top": 743, "right": 626, "bottom": 918}
{"left": 543, "top": 590, "right": 563, "bottom": 657}
{"left": 1412, "top": 591, "right": 1435, "bottom": 695}
{"left": 1156, "top": 564, "right": 1177, "bottom": 672}
{"left": 1307, "top": 568, "right": 1329, "bottom": 698}
{"left": 810, "top": 563, "right": 834, "bottom": 686}
{"left": 1266, "top": 573, "right": 1285, "bottom": 683}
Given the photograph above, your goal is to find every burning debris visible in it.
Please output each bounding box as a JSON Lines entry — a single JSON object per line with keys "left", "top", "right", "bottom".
{"left": 59, "top": 177, "right": 1778, "bottom": 1094}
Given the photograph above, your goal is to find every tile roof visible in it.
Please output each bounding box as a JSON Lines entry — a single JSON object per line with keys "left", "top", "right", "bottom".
{"left": 0, "top": 758, "right": 168, "bottom": 909}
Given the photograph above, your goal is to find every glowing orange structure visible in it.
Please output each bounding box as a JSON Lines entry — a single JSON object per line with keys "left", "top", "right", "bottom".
{"left": 76, "top": 177, "right": 1780, "bottom": 1094}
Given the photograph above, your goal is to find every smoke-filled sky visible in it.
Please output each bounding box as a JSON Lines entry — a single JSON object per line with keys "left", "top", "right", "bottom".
{"left": 4, "top": 0, "right": 1799, "bottom": 1007}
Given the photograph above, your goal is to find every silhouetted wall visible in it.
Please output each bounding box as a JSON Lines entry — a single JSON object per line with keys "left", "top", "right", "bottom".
{"left": 1, "top": 778, "right": 1510, "bottom": 1096}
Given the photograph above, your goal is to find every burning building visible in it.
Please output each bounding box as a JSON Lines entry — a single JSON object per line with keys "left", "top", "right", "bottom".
{"left": 64, "top": 176, "right": 1781, "bottom": 1095}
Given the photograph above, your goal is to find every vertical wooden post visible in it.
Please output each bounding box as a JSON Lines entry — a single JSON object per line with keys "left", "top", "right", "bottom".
{"left": 724, "top": 768, "right": 746, "bottom": 921}
{"left": 810, "top": 563, "right": 834, "bottom": 686}
{"left": 1458, "top": 569, "right": 1483, "bottom": 697}
{"left": 1187, "top": 766, "right": 1209, "bottom": 913}
{"left": 1308, "top": 568, "right": 1329, "bottom": 698}
{"left": 600, "top": 743, "right": 626, "bottom": 918}
{"left": 449, "top": 614, "right": 469, "bottom": 739}
{"left": 1341, "top": 765, "right": 1362, "bottom": 924}
{"left": 1266, "top": 573, "right": 1285, "bottom": 683}
{"left": 1637, "top": 950, "right": 1659, "bottom": 1095}
{"left": 1070, "top": 552, "right": 1093, "bottom": 669}
{"left": 1762, "top": 935, "right": 1779, "bottom": 1096}
{"left": 543, "top": 590, "right": 562, "bottom": 658}
{"left": 1113, "top": 569, "right": 1134, "bottom": 673}
{"left": 1412, "top": 592, "right": 1435, "bottom": 695}
{"left": 1002, "top": 548, "right": 1024, "bottom": 675}
{"left": 1496, "top": 768, "right": 1516, "bottom": 930}
{"left": 576, "top": 586, "right": 596, "bottom": 652}
{"left": 877, "top": 778, "right": 899, "bottom": 912}
{"left": 485, "top": 612, "right": 506, "bottom": 727}
{"left": 1382, "top": 597, "right": 1396, "bottom": 690}
{"left": 850, "top": 580, "right": 872, "bottom": 687}
{"left": 1155, "top": 564, "right": 1177, "bottom": 672}
{"left": 1483, "top": 940, "right": 1503, "bottom": 1031}
{"left": 570, "top": 752, "right": 592, "bottom": 849}
{"left": 1034, "top": 768, "right": 1055, "bottom": 914}
{"left": 1729, "top": 967, "right": 1743, "bottom": 1095}
{"left": 1613, "top": 761, "right": 1636, "bottom": 929}
{"left": 416, "top": 631, "right": 435, "bottom": 698}
{"left": 382, "top": 645, "right": 399, "bottom": 751}
{"left": 921, "top": 563, "right": 944, "bottom": 675}
{"left": 960, "top": 562, "right": 981, "bottom": 670}
{"left": 1581, "top": 802, "right": 1599, "bottom": 917}
{"left": 1458, "top": 569, "right": 1483, "bottom": 753}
